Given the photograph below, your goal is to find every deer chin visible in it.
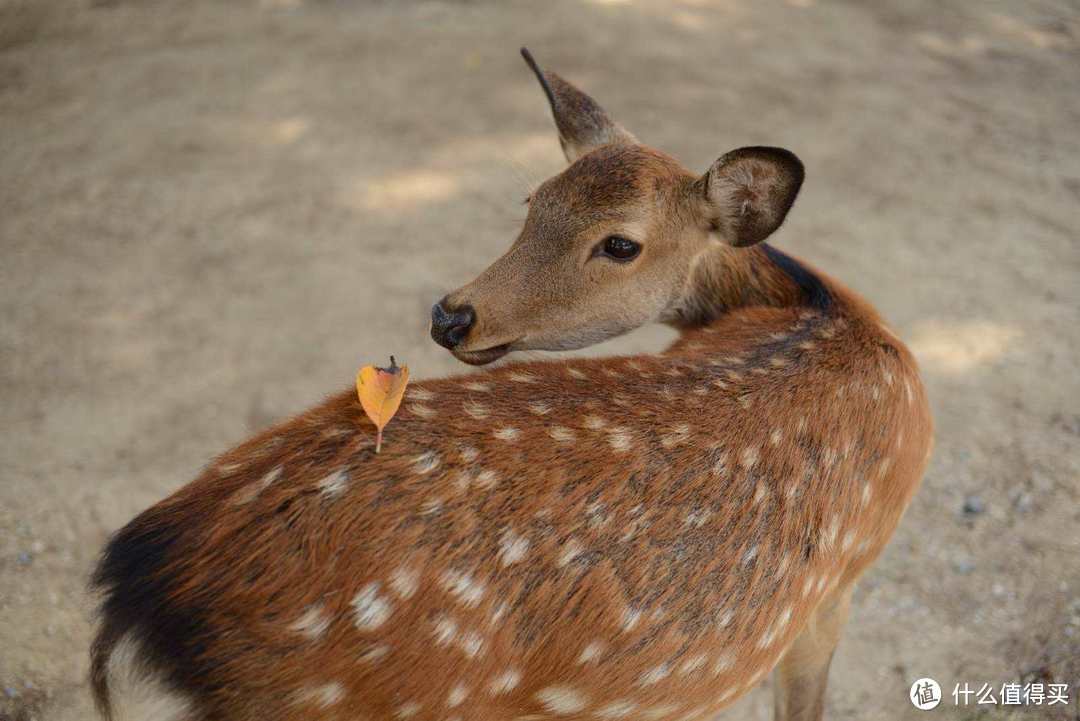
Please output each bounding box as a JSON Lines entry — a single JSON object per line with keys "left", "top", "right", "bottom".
{"left": 451, "top": 342, "right": 514, "bottom": 366}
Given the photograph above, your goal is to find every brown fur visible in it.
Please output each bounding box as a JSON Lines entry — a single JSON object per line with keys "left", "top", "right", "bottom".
{"left": 90, "top": 51, "right": 933, "bottom": 721}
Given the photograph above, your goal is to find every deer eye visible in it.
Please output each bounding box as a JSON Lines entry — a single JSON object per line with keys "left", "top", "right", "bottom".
{"left": 599, "top": 235, "right": 641, "bottom": 261}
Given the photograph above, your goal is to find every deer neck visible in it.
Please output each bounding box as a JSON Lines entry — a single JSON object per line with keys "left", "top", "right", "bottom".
{"left": 666, "top": 242, "right": 834, "bottom": 328}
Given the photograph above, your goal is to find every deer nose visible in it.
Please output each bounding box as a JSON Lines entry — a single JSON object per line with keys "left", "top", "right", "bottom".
{"left": 430, "top": 300, "right": 476, "bottom": 350}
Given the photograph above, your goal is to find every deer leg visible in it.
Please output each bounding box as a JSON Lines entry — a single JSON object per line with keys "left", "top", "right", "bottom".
{"left": 771, "top": 584, "right": 854, "bottom": 721}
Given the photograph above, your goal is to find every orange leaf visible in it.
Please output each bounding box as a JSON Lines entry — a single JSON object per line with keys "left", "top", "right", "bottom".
{"left": 356, "top": 356, "right": 410, "bottom": 453}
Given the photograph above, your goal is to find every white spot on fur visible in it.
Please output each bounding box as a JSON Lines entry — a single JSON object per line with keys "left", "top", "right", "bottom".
{"left": 433, "top": 614, "right": 458, "bottom": 646}
{"left": 676, "top": 706, "right": 710, "bottom": 721}
{"left": 475, "top": 469, "right": 498, "bottom": 489}
{"left": 488, "top": 669, "right": 521, "bottom": 695}
{"left": 661, "top": 423, "right": 691, "bottom": 448}
{"left": 412, "top": 451, "right": 441, "bottom": 475}
{"left": 822, "top": 446, "right": 838, "bottom": 468}
{"left": 390, "top": 566, "right": 420, "bottom": 600}
{"left": 608, "top": 427, "right": 632, "bottom": 453}
{"left": 557, "top": 539, "right": 583, "bottom": 567}
{"left": 234, "top": 465, "right": 283, "bottom": 504}
{"left": 816, "top": 575, "right": 829, "bottom": 594}
{"left": 567, "top": 367, "right": 588, "bottom": 380}
{"left": 739, "top": 447, "right": 759, "bottom": 468}
{"left": 621, "top": 607, "right": 642, "bottom": 632}
{"left": 536, "top": 686, "right": 588, "bottom": 714}
{"left": 549, "top": 425, "right": 577, "bottom": 443}
{"left": 578, "top": 640, "right": 605, "bottom": 664}
{"left": 642, "top": 704, "right": 681, "bottom": 720}
{"left": 758, "top": 606, "right": 793, "bottom": 649}
{"left": 463, "top": 401, "right": 490, "bottom": 419}
{"left": 742, "top": 545, "right": 758, "bottom": 566}
{"left": 498, "top": 529, "right": 530, "bottom": 567}
{"left": 419, "top": 498, "right": 442, "bottom": 515}
{"left": 508, "top": 371, "right": 538, "bottom": 383}
{"left": 596, "top": 700, "right": 638, "bottom": 718}
{"left": 217, "top": 461, "right": 244, "bottom": 474}
{"left": 396, "top": 701, "right": 422, "bottom": 718}
{"left": 440, "top": 569, "right": 486, "bottom": 608}
{"left": 408, "top": 388, "right": 436, "bottom": 401}
{"left": 351, "top": 583, "right": 391, "bottom": 630}
{"left": 716, "top": 609, "right": 734, "bottom": 628}
{"left": 821, "top": 516, "right": 840, "bottom": 552}
{"left": 464, "top": 382, "right": 490, "bottom": 392}
{"left": 753, "top": 482, "right": 770, "bottom": 505}
{"left": 583, "top": 415, "right": 607, "bottom": 430}
{"left": 494, "top": 426, "right": 520, "bottom": 441}
{"left": 678, "top": 654, "right": 708, "bottom": 676}
{"left": 841, "top": 530, "right": 856, "bottom": 553}
{"left": 637, "top": 662, "right": 671, "bottom": 687}
{"left": 360, "top": 643, "right": 389, "bottom": 663}
{"left": 409, "top": 402, "right": 437, "bottom": 419}
{"left": 447, "top": 683, "right": 469, "bottom": 707}
{"left": 713, "top": 651, "right": 735, "bottom": 674}
{"left": 529, "top": 401, "right": 552, "bottom": 415}
{"left": 316, "top": 468, "right": 349, "bottom": 498}
{"left": 296, "top": 682, "right": 345, "bottom": 709}
{"left": 289, "top": 603, "right": 330, "bottom": 640}
{"left": 770, "top": 429, "right": 783, "bottom": 446}
{"left": 460, "top": 445, "right": 479, "bottom": 463}
{"left": 457, "top": 626, "right": 483, "bottom": 656}
{"left": 684, "top": 509, "right": 711, "bottom": 528}
{"left": 490, "top": 601, "right": 508, "bottom": 626}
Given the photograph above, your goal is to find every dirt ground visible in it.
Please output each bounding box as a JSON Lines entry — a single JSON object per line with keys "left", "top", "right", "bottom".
{"left": 1, "top": 1, "right": 1078, "bottom": 719}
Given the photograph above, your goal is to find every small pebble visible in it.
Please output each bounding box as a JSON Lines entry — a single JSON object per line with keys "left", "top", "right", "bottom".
{"left": 961, "top": 495, "right": 986, "bottom": 517}
{"left": 953, "top": 558, "right": 976, "bottom": 574}
{"left": 1011, "top": 490, "right": 1033, "bottom": 513}
{"left": 16, "top": 551, "right": 33, "bottom": 566}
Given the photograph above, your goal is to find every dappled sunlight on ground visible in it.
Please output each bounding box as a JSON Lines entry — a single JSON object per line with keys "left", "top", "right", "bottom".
{"left": 348, "top": 168, "right": 462, "bottom": 212}
{"left": 908, "top": 320, "right": 1022, "bottom": 374}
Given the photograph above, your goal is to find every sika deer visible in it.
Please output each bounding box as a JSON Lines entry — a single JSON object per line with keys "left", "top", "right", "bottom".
{"left": 91, "top": 49, "right": 933, "bottom": 721}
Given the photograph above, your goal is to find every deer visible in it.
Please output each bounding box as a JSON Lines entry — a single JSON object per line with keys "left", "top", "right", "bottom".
{"left": 90, "top": 48, "right": 933, "bottom": 721}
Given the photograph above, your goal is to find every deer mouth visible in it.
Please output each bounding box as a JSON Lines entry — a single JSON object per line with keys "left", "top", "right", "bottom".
{"left": 452, "top": 342, "right": 514, "bottom": 366}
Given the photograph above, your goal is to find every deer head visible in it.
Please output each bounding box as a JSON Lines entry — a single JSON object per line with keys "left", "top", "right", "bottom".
{"left": 430, "top": 48, "right": 804, "bottom": 365}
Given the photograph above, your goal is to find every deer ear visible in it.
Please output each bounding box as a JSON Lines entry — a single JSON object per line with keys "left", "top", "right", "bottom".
{"left": 696, "top": 147, "right": 804, "bottom": 247}
{"left": 521, "top": 47, "right": 637, "bottom": 164}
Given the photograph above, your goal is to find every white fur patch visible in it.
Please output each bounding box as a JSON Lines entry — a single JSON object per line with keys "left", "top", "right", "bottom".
{"left": 535, "top": 685, "right": 588, "bottom": 714}
{"left": 103, "top": 634, "right": 196, "bottom": 721}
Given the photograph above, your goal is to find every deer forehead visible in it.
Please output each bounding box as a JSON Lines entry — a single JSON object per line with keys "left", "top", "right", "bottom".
{"left": 529, "top": 145, "right": 691, "bottom": 229}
